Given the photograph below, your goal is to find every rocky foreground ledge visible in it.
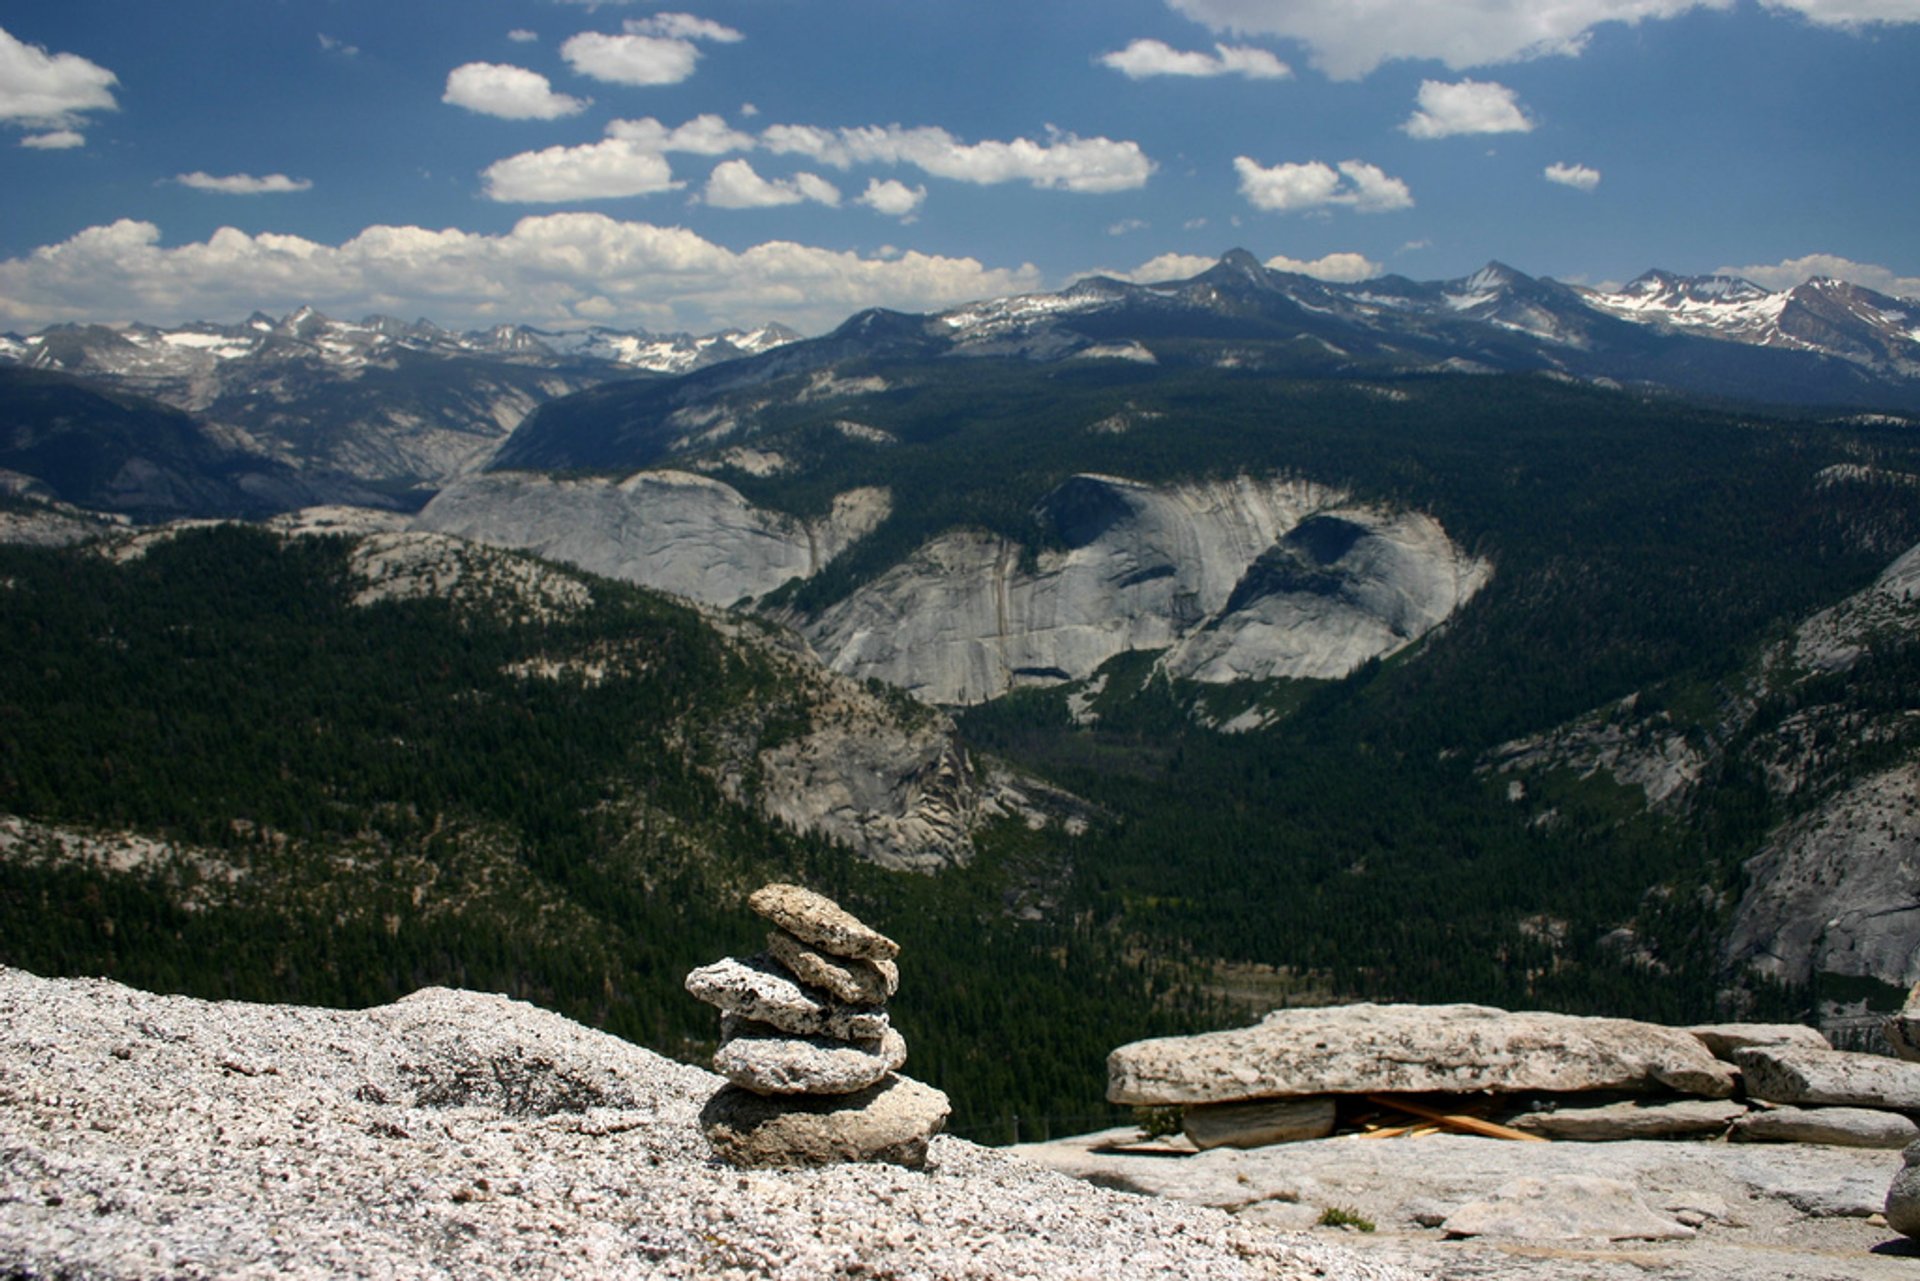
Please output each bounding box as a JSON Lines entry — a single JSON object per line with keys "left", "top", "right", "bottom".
{"left": 0, "top": 967, "right": 1407, "bottom": 1281}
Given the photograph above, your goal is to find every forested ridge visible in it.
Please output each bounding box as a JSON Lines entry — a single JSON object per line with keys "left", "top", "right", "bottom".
{"left": 5, "top": 368, "right": 1920, "bottom": 1141}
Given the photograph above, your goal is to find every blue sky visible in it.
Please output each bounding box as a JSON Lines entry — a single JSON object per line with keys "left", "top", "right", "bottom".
{"left": 1, "top": 0, "right": 1916, "bottom": 334}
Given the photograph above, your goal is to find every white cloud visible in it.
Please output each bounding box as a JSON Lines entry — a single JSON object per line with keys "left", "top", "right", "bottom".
{"left": 1715, "top": 253, "right": 1920, "bottom": 299}
{"left": 0, "top": 215, "right": 1044, "bottom": 335}
{"left": 626, "top": 13, "right": 743, "bottom": 43}
{"left": 480, "top": 116, "right": 754, "bottom": 202}
{"left": 0, "top": 26, "right": 118, "bottom": 127}
{"left": 21, "top": 128, "right": 84, "bottom": 149}
{"left": 480, "top": 136, "right": 679, "bottom": 202}
{"left": 1108, "top": 218, "right": 1150, "bottom": 236}
{"left": 560, "top": 31, "right": 697, "bottom": 85}
{"left": 1544, "top": 161, "right": 1602, "bottom": 190}
{"left": 1266, "top": 250, "right": 1382, "bottom": 280}
{"left": 317, "top": 34, "right": 359, "bottom": 58}
{"left": 1099, "top": 38, "right": 1291, "bottom": 79}
{"left": 1109, "top": 252, "right": 1219, "bottom": 282}
{"left": 1171, "top": 1, "right": 1920, "bottom": 78}
{"left": 1233, "top": 156, "right": 1412, "bottom": 213}
{"left": 508, "top": 29, "right": 539, "bottom": 44}
{"left": 1402, "top": 79, "right": 1532, "bottom": 138}
{"left": 761, "top": 123, "right": 1153, "bottom": 193}
{"left": 607, "top": 113, "right": 753, "bottom": 155}
{"left": 174, "top": 172, "right": 314, "bottom": 195}
{"left": 443, "top": 63, "right": 588, "bottom": 120}
{"left": 703, "top": 158, "right": 840, "bottom": 209}
{"left": 856, "top": 178, "right": 926, "bottom": 219}
{"left": 559, "top": 12, "right": 740, "bottom": 86}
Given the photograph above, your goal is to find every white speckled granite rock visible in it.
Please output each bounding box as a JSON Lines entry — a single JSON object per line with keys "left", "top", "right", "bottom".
{"left": 748, "top": 883, "right": 900, "bottom": 962}
{"left": 1735, "top": 1044, "right": 1920, "bottom": 1110}
{"left": 1108, "top": 1003, "right": 1738, "bottom": 1106}
{"left": 1732, "top": 1104, "right": 1920, "bottom": 1148}
{"left": 714, "top": 1019, "right": 908, "bottom": 1096}
{"left": 766, "top": 928, "right": 900, "bottom": 1005}
{"left": 683, "top": 954, "right": 887, "bottom": 1040}
{"left": 699, "top": 1073, "right": 951, "bottom": 1169}
{"left": 0, "top": 966, "right": 1418, "bottom": 1280}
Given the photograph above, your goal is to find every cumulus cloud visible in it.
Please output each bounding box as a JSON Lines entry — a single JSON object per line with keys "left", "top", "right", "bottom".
{"left": 443, "top": 63, "right": 589, "bottom": 119}
{"left": 856, "top": 178, "right": 926, "bottom": 219}
{"left": 0, "top": 215, "right": 1044, "bottom": 335}
{"left": 480, "top": 137, "right": 678, "bottom": 202}
{"left": 1092, "top": 248, "right": 1381, "bottom": 285}
{"left": 703, "top": 159, "right": 840, "bottom": 209}
{"left": 1166, "top": 0, "right": 1920, "bottom": 80}
{"left": 174, "top": 172, "right": 314, "bottom": 195}
{"left": 21, "top": 128, "right": 84, "bottom": 149}
{"left": 508, "top": 30, "right": 539, "bottom": 44}
{"left": 0, "top": 26, "right": 118, "bottom": 127}
{"left": 1266, "top": 250, "right": 1382, "bottom": 280}
{"left": 480, "top": 115, "right": 758, "bottom": 202}
{"left": 1099, "top": 38, "right": 1291, "bottom": 79}
{"left": 560, "top": 12, "right": 740, "bottom": 86}
{"left": 1403, "top": 79, "right": 1532, "bottom": 138}
{"left": 1544, "top": 161, "right": 1602, "bottom": 190}
{"left": 761, "top": 123, "right": 1153, "bottom": 193}
{"left": 607, "top": 113, "right": 753, "bottom": 154}
{"left": 1233, "top": 156, "right": 1412, "bottom": 213}
{"left": 1715, "top": 252, "right": 1920, "bottom": 299}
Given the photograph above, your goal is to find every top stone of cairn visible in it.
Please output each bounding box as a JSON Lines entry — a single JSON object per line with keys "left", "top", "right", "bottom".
{"left": 749, "top": 883, "right": 899, "bottom": 962}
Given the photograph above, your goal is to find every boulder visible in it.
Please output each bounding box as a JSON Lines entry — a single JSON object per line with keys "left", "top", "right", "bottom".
{"left": 683, "top": 954, "right": 887, "bottom": 1041}
{"left": 1688, "top": 1022, "right": 1831, "bottom": 1061}
{"left": 1510, "top": 1098, "right": 1746, "bottom": 1141}
{"left": 748, "top": 882, "right": 900, "bottom": 961}
{"left": 1731, "top": 1104, "right": 1920, "bottom": 1149}
{"left": 1734, "top": 1044, "right": 1920, "bottom": 1110}
{"left": 765, "top": 928, "right": 899, "bottom": 1005}
{"left": 1889, "top": 1139, "right": 1920, "bottom": 1237}
{"left": 1440, "top": 1175, "right": 1696, "bottom": 1242}
{"left": 1107, "top": 1003, "right": 1738, "bottom": 1106}
{"left": 1181, "top": 1097, "right": 1337, "bottom": 1150}
{"left": 699, "top": 1073, "right": 951, "bottom": 1169}
{"left": 712, "top": 1020, "right": 907, "bottom": 1096}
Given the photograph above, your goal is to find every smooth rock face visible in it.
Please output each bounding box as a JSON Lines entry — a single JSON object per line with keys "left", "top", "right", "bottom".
{"left": 800, "top": 474, "right": 1489, "bottom": 704}
{"left": 1107, "top": 1003, "right": 1739, "bottom": 1106}
{"left": 1735, "top": 1044, "right": 1920, "bottom": 1110}
{"left": 748, "top": 882, "right": 900, "bottom": 961}
{"left": 1441, "top": 1175, "right": 1696, "bottom": 1242}
{"left": 1181, "top": 1097, "right": 1337, "bottom": 1150}
{"left": 712, "top": 1021, "right": 907, "bottom": 1096}
{"left": 699, "top": 1073, "right": 952, "bottom": 1169}
{"left": 1510, "top": 1098, "right": 1746, "bottom": 1141}
{"left": 415, "top": 470, "right": 890, "bottom": 608}
{"left": 1723, "top": 761, "right": 1920, "bottom": 990}
{"left": 683, "top": 954, "right": 887, "bottom": 1040}
{"left": 765, "top": 927, "right": 899, "bottom": 1004}
{"left": 1731, "top": 1105, "right": 1920, "bottom": 1149}
{"left": 1689, "top": 1022, "right": 1832, "bottom": 1061}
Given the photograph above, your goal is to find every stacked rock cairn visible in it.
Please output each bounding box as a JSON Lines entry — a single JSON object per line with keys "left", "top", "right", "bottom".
{"left": 685, "top": 882, "right": 951, "bottom": 1169}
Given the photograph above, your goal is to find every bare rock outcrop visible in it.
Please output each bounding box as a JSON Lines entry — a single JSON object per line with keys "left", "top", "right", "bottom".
{"left": 415, "top": 469, "right": 890, "bottom": 607}
{"left": 802, "top": 474, "right": 1490, "bottom": 704}
{"left": 0, "top": 964, "right": 1408, "bottom": 1280}
{"left": 1107, "top": 1003, "right": 1738, "bottom": 1107}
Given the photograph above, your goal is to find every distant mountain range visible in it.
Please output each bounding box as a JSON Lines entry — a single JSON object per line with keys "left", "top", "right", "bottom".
{"left": 0, "top": 310, "right": 801, "bottom": 513}
{"left": 497, "top": 251, "right": 1920, "bottom": 473}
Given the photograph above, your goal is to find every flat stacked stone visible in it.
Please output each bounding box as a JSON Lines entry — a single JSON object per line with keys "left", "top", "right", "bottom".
{"left": 685, "top": 882, "right": 948, "bottom": 1168}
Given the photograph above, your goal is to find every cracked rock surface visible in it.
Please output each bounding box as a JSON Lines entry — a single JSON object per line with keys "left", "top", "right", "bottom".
{"left": 0, "top": 965, "right": 1410, "bottom": 1280}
